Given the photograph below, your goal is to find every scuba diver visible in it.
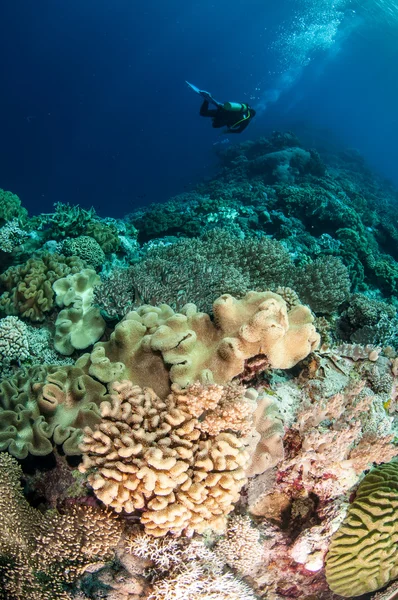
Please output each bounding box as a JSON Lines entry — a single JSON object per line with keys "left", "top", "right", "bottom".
{"left": 186, "top": 81, "right": 256, "bottom": 134}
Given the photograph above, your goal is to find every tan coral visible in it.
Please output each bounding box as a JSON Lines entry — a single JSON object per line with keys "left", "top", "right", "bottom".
{"left": 77, "top": 291, "right": 320, "bottom": 397}
{"left": 79, "top": 380, "right": 252, "bottom": 536}
{"left": 0, "top": 452, "right": 123, "bottom": 600}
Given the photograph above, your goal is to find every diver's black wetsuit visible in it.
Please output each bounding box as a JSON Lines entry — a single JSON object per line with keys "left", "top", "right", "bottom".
{"left": 200, "top": 100, "right": 255, "bottom": 133}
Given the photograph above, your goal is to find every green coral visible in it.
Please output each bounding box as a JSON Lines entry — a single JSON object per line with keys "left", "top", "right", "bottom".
{"left": 0, "top": 253, "right": 86, "bottom": 321}
{"left": 41, "top": 202, "right": 96, "bottom": 238}
{"left": 326, "top": 459, "right": 398, "bottom": 597}
{"left": 0, "top": 188, "right": 28, "bottom": 225}
{"left": 85, "top": 220, "right": 121, "bottom": 253}
{"left": 294, "top": 256, "right": 351, "bottom": 314}
{"left": 53, "top": 269, "right": 106, "bottom": 355}
{"left": 62, "top": 235, "right": 105, "bottom": 269}
{"left": 0, "top": 365, "right": 109, "bottom": 458}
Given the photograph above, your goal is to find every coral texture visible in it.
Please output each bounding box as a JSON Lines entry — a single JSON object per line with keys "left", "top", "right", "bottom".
{"left": 53, "top": 268, "right": 106, "bottom": 355}
{"left": 79, "top": 380, "right": 252, "bottom": 536}
{"left": 0, "top": 315, "right": 30, "bottom": 363}
{"left": 0, "top": 365, "right": 109, "bottom": 458}
{"left": 0, "top": 253, "right": 85, "bottom": 321}
{"left": 0, "top": 452, "right": 123, "bottom": 600}
{"left": 62, "top": 235, "right": 106, "bottom": 268}
{"left": 326, "top": 459, "right": 398, "bottom": 597}
{"left": 77, "top": 290, "right": 320, "bottom": 398}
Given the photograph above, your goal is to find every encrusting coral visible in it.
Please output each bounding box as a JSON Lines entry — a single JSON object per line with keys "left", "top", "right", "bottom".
{"left": 79, "top": 380, "right": 253, "bottom": 536}
{"left": 0, "top": 452, "right": 124, "bottom": 600}
{"left": 78, "top": 290, "right": 320, "bottom": 398}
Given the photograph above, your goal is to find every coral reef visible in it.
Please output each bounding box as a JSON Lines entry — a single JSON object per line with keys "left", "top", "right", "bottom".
{"left": 2, "top": 131, "right": 398, "bottom": 599}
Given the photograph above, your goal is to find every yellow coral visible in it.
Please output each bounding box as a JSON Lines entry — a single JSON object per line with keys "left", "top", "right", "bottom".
{"left": 77, "top": 290, "right": 319, "bottom": 397}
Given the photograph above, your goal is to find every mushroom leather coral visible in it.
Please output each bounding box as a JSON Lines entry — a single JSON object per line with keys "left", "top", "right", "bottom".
{"left": 77, "top": 291, "right": 320, "bottom": 398}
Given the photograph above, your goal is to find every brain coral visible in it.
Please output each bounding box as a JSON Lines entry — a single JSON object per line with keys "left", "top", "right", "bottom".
{"left": 77, "top": 290, "right": 320, "bottom": 398}
{"left": 80, "top": 380, "right": 252, "bottom": 536}
{"left": 0, "top": 365, "right": 110, "bottom": 458}
{"left": 0, "top": 253, "right": 86, "bottom": 321}
{"left": 326, "top": 459, "right": 398, "bottom": 596}
{"left": 62, "top": 235, "right": 105, "bottom": 268}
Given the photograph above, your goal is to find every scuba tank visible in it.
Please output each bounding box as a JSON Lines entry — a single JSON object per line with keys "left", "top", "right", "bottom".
{"left": 223, "top": 102, "right": 248, "bottom": 111}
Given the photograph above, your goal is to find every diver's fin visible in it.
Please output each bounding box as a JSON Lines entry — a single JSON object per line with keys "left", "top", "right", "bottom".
{"left": 185, "top": 81, "right": 222, "bottom": 107}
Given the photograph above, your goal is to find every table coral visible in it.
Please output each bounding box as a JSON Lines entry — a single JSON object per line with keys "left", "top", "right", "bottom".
{"left": 77, "top": 290, "right": 319, "bottom": 398}
{"left": 79, "top": 380, "right": 252, "bottom": 536}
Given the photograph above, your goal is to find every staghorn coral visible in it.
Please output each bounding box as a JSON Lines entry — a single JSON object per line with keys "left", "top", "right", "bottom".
{"left": 0, "top": 315, "right": 30, "bottom": 363}
{"left": 94, "top": 267, "right": 135, "bottom": 320}
{"left": 127, "top": 530, "right": 258, "bottom": 599}
{"left": 53, "top": 268, "right": 106, "bottom": 355}
{"left": 326, "top": 459, "right": 398, "bottom": 597}
{"left": 77, "top": 290, "right": 319, "bottom": 398}
{"left": 0, "top": 253, "right": 86, "bottom": 321}
{"left": 0, "top": 364, "right": 109, "bottom": 458}
{"left": 79, "top": 380, "right": 252, "bottom": 536}
{"left": 0, "top": 452, "right": 124, "bottom": 600}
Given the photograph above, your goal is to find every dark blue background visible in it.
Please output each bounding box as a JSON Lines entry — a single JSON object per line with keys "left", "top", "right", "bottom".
{"left": 0, "top": 0, "right": 397, "bottom": 217}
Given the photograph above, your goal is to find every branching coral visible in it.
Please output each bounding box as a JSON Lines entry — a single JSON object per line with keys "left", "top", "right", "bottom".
{"left": 0, "top": 219, "right": 29, "bottom": 253}
{"left": 127, "top": 530, "right": 258, "bottom": 599}
{"left": 79, "top": 380, "right": 252, "bottom": 536}
{"left": 0, "top": 452, "right": 124, "bottom": 600}
{"left": 214, "top": 514, "right": 264, "bottom": 577}
{"left": 294, "top": 255, "right": 351, "bottom": 314}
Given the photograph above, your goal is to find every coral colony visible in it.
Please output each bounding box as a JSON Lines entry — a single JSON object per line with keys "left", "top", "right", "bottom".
{"left": 1, "top": 132, "right": 398, "bottom": 599}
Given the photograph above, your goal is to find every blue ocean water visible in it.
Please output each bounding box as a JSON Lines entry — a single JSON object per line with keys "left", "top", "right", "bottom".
{"left": 0, "top": 0, "right": 397, "bottom": 216}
